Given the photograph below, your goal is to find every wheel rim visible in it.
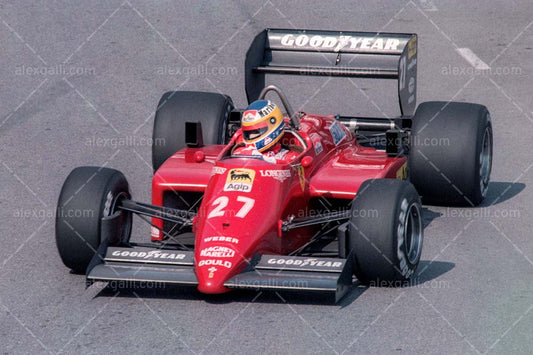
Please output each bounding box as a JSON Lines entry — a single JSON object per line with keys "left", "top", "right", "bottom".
{"left": 404, "top": 203, "right": 423, "bottom": 264}
{"left": 479, "top": 126, "right": 492, "bottom": 198}
{"left": 111, "top": 191, "right": 133, "bottom": 244}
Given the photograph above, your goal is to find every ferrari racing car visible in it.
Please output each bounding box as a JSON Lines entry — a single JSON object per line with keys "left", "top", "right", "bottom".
{"left": 56, "top": 29, "right": 493, "bottom": 302}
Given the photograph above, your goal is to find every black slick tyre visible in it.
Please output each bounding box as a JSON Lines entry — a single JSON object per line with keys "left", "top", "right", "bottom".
{"left": 55, "top": 167, "right": 132, "bottom": 273}
{"left": 349, "top": 179, "right": 423, "bottom": 284}
{"left": 410, "top": 101, "right": 493, "bottom": 206}
{"left": 152, "top": 91, "right": 234, "bottom": 171}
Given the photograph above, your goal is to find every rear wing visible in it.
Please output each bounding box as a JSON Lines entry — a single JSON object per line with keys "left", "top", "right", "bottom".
{"left": 245, "top": 29, "right": 418, "bottom": 116}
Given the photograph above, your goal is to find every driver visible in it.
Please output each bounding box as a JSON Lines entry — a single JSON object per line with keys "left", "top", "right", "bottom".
{"left": 233, "top": 100, "right": 298, "bottom": 163}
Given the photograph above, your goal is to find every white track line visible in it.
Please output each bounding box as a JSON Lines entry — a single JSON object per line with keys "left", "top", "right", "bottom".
{"left": 456, "top": 48, "right": 491, "bottom": 70}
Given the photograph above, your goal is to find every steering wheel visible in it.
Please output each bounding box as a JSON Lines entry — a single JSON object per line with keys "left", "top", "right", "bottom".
{"left": 258, "top": 85, "right": 301, "bottom": 130}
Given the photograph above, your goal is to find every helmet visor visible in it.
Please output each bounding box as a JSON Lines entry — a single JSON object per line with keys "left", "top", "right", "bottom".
{"left": 243, "top": 126, "right": 268, "bottom": 141}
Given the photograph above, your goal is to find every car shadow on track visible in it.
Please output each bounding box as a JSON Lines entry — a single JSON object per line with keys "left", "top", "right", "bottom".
{"left": 422, "top": 207, "right": 442, "bottom": 228}
{"left": 337, "top": 260, "right": 454, "bottom": 307}
{"left": 481, "top": 181, "right": 525, "bottom": 206}
{"left": 407, "top": 260, "right": 455, "bottom": 286}
{"left": 421, "top": 182, "right": 525, "bottom": 228}
{"left": 93, "top": 282, "right": 361, "bottom": 306}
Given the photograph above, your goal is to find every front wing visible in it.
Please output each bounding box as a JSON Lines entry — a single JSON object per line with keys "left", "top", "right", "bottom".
{"left": 87, "top": 245, "right": 353, "bottom": 303}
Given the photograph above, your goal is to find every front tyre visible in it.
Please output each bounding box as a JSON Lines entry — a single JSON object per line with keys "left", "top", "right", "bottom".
{"left": 348, "top": 179, "right": 423, "bottom": 284}
{"left": 55, "top": 167, "right": 132, "bottom": 273}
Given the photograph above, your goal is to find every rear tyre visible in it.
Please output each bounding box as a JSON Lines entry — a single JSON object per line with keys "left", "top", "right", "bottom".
{"left": 410, "top": 101, "right": 493, "bottom": 206}
{"left": 55, "top": 167, "right": 132, "bottom": 273}
{"left": 152, "top": 91, "right": 234, "bottom": 171}
{"left": 348, "top": 179, "right": 423, "bottom": 284}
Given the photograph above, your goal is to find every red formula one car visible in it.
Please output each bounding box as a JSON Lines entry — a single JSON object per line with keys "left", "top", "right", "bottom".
{"left": 56, "top": 29, "right": 493, "bottom": 302}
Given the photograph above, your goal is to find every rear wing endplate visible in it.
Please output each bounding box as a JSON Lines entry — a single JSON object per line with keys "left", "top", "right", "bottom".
{"left": 245, "top": 29, "right": 418, "bottom": 116}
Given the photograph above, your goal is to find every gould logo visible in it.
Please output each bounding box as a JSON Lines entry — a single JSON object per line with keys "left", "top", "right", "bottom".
{"left": 198, "top": 259, "right": 232, "bottom": 269}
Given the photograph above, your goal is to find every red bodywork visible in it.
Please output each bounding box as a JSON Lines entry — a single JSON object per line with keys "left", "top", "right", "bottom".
{"left": 151, "top": 114, "right": 406, "bottom": 294}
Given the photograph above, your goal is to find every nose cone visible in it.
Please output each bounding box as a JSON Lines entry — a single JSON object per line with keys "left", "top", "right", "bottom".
{"left": 196, "top": 245, "right": 241, "bottom": 294}
{"left": 194, "top": 162, "right": 290, "bottom": 294}
{"left": 197, "top": 268, "right": 230, "bottom": 294}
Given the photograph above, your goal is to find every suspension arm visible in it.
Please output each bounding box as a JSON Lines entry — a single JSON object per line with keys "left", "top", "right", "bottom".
{"left": 117, "top": 199, "right": 195, "bottom": 226}
{"left": 281, "top": 210, "right": 351, "bottom": 232}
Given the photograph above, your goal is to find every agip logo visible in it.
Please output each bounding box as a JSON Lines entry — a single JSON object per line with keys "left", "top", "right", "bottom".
{"left": 224, "top": 169, "right": 256, "bottom": 192}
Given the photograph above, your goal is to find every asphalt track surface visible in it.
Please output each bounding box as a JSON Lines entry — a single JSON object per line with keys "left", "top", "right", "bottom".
{"left": 1, "top": 1, "right": 532, "bottom": 354}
